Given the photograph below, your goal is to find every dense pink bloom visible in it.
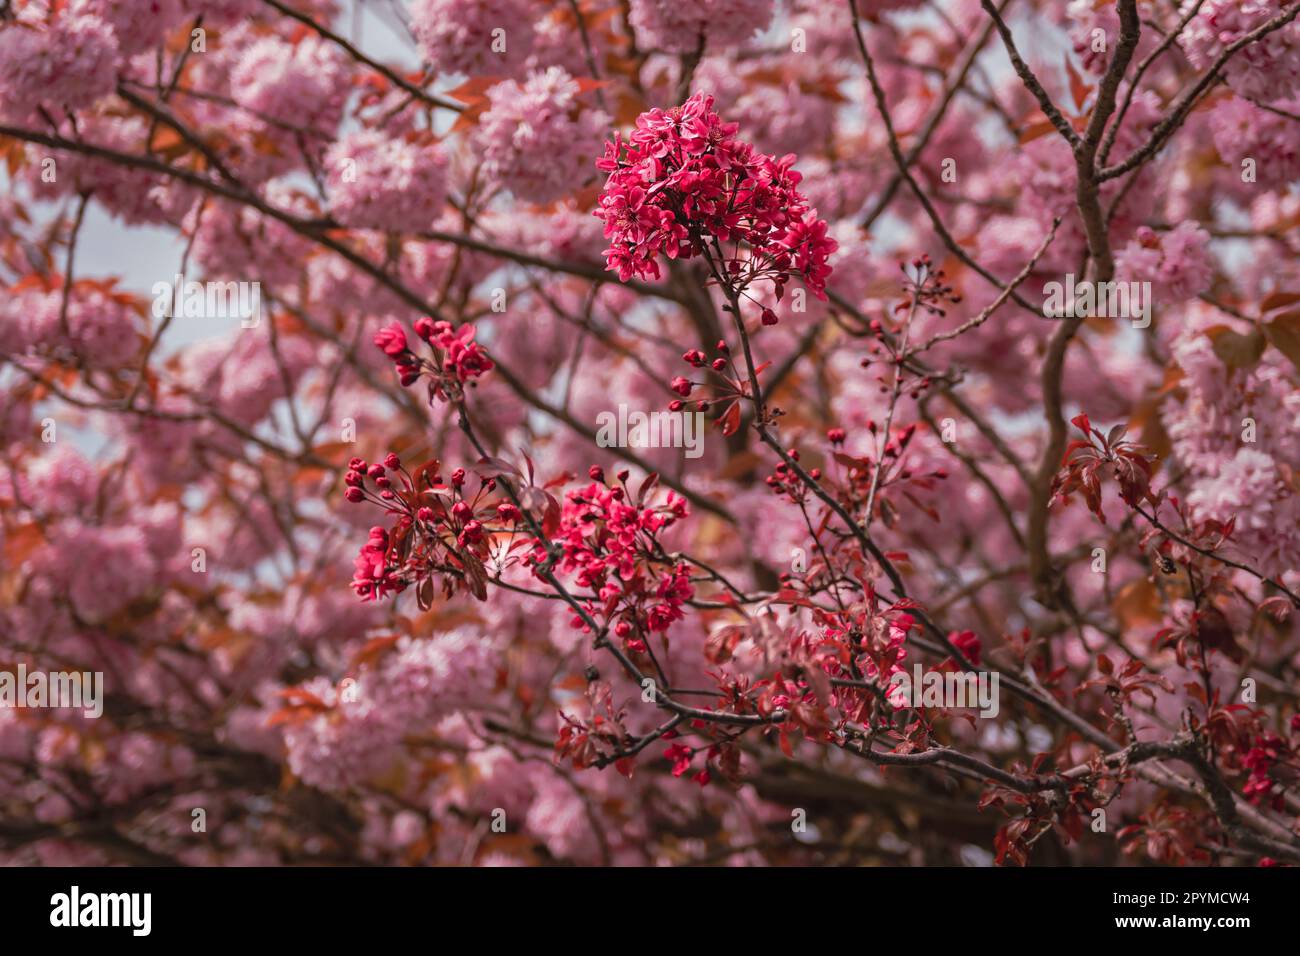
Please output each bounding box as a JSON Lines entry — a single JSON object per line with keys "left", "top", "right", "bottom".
{"left": 325, "top": 131, "right": 448, "bottom": 233}
{"left": 1163, "top": 309, "right": 1300, "bottom": 578}
{"left": 691, "top": 58, "right": 836, "bottom": 157}
{"left": 1116, "top": 223, "right": 1214, "bottom": 303}
{"left": 227, "top": 30, "right": 347, "bottom": 131}
{"left": 530, "top": 479, "right": 689, "bottom": 592}
{"left": 627, "top": 0, "right": 775, "bottom": 53}
{"left": 281, "top": 629, "right": 499, "bottom": 790}
{"left": 176, "top": 331, "right": 315, "bottom": 426}
{"left": 410, "top": 0, "right": 535, "bottom": 76}
{"left": 0, "top": 13, "right": 118, "bottom": 122}
{"left": 23, "top": 113, "right": 196, "bottom": 225}
{"left": 476, "top": 67, "right": 609, "bottom": 203}
{"left": 3, "top": 0, "right": 1300, "bottom": 871}
{"left": 1207, "top": 94, "right": 1300, "bottom": 188}
{"left": 72, "top": 0, "right": 184, "bottom": 56}
{"left": 0, "top": 283, "right": 140, "bottom": 368}
{"left": 1180, "top": 0, "right": 1300, "bottom": 102}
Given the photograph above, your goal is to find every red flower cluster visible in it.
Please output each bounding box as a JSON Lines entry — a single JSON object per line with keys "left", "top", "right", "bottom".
{"left": 352, "top": 524, "right": 405, "bottom": 602}
{"left": 344, "top": 453, "right": 516, "bottom": 603}
{"left": 1242, "top": 729, "right": 1299, "bottom": 810}
{"left": 594, "top": 92, "right": 836, "bottom": 299}
{"left": 373, "top": 317, "right": 494, "bottom": 400}
{"left": 532, "top": 478, "right": 686, "bottom": 587}
{"left": 528, "top": 473, "right": 691, "bottom": 636}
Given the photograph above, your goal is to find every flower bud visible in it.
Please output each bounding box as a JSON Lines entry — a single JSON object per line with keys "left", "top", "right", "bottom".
{"left": 373, "top": 322, "right": 408, "bottom": 358}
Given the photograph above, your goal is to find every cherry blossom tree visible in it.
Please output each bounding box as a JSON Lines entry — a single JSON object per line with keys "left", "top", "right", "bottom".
{"left": 2, "top": 0, "right": 1300, "bottom": 867}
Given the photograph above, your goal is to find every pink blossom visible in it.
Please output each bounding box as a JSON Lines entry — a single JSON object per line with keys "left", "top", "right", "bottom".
{"left": 227, "top": 30, "right": 347, "bottom": 132}
{"left": 71, "top": 0, "right": 184, "bottom": 56}
{"left": 1207, "top": 94, "right": 1300, "bottom": 188}
{"left": 627, "top": 0, "right": 775, "bottom": 53}
{"left": 1116, "top": 223, "right": 1214, "bottom": 303}
{"left": 1180, "top": 0, "right": 1300, "bottom": 103}
{"left": 0, "top": 13, "right": 119, "bottom": 122}
{"left": 476, "top": 67, "right": 609, "bottom": 203}
{"left": 410, "top": 0, "right": 535, "bottom": 77}
{"left": 325, "top": 131, "right": 449, "bottom": 233}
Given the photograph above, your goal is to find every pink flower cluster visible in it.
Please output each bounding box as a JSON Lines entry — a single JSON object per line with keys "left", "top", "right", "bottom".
{"left": 1207, "top": 95, "right": 1300, "bottom": 188}
{"left": 227, "top": 31, "right": 347, "bottom": 133}
{"left": 1163, "top": 310, "right": 1300, "bottom": 579}
{"left": 281, "top": 629, "right": 499, "bottom": 790}
{"left": 1116, "top": 223, "right": 1214, "bottom": 303}
{"left": 476, "top": 67, "right": 609, "bottom": 203}
{"left": 178, "top": 331, "right": 315, "bottom": 427}
{"left": 0, "top": 12, "right": 119, "bottom": 123}
{"left": 72, "top": 0, "right": 184, "bottom": 56}
{"left": 409, "top": 0, "right": 535, "bottom": 77}
{"left": 0, "top": 283, "right": 140, "bottom": 368}
{"left": 692, "top": 58, "right": 836, "bottom": 157}
{"left": 627, "top": 0, "right": 775, "bottom": 53}
{"left": 325, "top": 131, "right": 449, "bottom": 233}
{"left": 533, "top": 479, "right": 684, "bottom": 585}
{"left": 594, "top": 93, "right": 837, "bottom": 296}
{"left": 1180, "top": 0, "right": 1300, "bottom": 103}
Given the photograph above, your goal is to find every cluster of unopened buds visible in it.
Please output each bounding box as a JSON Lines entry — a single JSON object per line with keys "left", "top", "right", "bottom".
{"left": 897, "top": 253, "right": 961, "bottom": 318}
{"left": 763, "top": 423, "right": 948, "bottom": 519}
{"left": 373, "top": 317, "right": 494, "bottom": 401}
{"left": 764, "top": 447, "right": 819, "bottom": 500}
{"left": 668, "top": 338, "right": 770, "bottom": 434}
{"left": 343, "top": 452, "right": 521, "bottom": 603}
{"left": 670, "top": 340, "right": 732, "bottom": 412}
